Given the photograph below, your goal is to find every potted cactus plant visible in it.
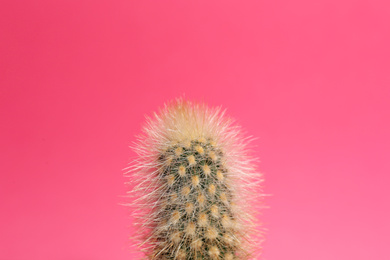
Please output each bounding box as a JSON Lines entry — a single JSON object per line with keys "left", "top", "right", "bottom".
{"left": 125, "top": 99, "right": 264, "bottom": 259}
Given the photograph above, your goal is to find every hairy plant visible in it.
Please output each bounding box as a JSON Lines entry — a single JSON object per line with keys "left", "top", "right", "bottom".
{"left": 125, "top": 99, "right": 264, "bottom": 259}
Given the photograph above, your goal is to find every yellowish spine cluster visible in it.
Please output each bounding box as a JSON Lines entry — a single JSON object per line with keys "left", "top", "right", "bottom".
{"left": 152, "top": 138, "right": 239, "bottom": 259}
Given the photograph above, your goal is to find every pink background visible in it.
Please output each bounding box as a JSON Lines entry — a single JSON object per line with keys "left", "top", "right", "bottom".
{"left": 1, "top": 0, "right": 389, "bottom": 259}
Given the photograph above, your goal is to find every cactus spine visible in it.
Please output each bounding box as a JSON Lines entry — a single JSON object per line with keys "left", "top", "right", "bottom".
{"left": 126, "top": 99, "right": 263, "bottom": 259}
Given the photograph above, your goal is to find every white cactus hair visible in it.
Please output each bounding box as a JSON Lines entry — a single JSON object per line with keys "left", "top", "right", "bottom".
{"left": 125, "top": 98, "right": 264, "bottom": 259}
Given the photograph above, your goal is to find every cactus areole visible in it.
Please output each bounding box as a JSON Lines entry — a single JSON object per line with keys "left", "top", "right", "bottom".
{"left": 125, "top": 99, "right": 264, "bottom": 259}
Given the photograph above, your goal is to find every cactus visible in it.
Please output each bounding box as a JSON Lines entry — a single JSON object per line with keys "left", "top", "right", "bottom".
{"left": 125, "top": 99, "right": 263, "bottom": 259}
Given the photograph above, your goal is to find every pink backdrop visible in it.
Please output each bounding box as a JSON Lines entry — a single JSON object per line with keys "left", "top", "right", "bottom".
{"left": 1, "top": 0, "right": 389, "bottom": 259}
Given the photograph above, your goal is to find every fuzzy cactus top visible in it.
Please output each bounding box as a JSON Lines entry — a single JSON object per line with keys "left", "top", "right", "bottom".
{"left": 126, "top": 99, "right": 264, "bottom": 259}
